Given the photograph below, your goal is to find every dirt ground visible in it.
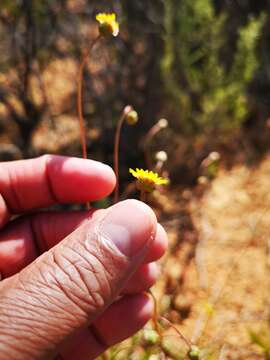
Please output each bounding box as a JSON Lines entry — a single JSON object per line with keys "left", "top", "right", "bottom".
{"left": 147, "top": 154, "right": 270, "bottom": 359}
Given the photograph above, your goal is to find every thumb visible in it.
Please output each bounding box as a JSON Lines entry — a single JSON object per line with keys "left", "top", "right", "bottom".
{"left": 0, "top": 200, "right": 156, "bottom": 360}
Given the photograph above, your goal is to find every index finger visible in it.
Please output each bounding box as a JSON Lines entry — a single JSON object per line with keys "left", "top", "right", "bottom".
{"left": 0, "top": 155, "right": 116, "bottom": 226}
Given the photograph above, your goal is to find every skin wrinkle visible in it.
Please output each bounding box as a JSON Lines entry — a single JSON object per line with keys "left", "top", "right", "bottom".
{"left": 53, "top": 250, "right": 101, "bottom": 313}
{"left": 56, "top": 246, "right": 111, "bottom": 313}
{"left": 1, "top": 305, "right": 72, "bottom": 335}
{"left": 63, "top": 220, "right": 130, "bottom": 308}
{"left": 0, "top": 286, "right": 79, "bottom": 359}
{"left": 36, "top": 268, "right": 88, "bottom": 322}
{"left": 13, "top": 262, "right": 86, "bottom": 326}
{"left": 88, "top": 219, "right": 130, "bottom": 274}
{"left": 1, "top": 313, "right": 59, "bottom": 343}
{"left": 0, "top": 335, "right": 35, "bottom": 360}
{"left": 69, "top": 260, "right": 109, "bottom": 311}
{"left": 0, "top": 279, "right": 78, "bottom": 331}
{"left": 56, "top": 253, "right": 91, "bottom": 296}
{"left": 32, "top": 277, "right": 88, "bottom": 323}
{"left": 49, "top": 251, "right": 91, "bottom": 317}
{"left": 15, "top": 278, "right": 79, "bottom": 332}
{"left": 0, "top": 295, "right": 53, "bottom": 358}
{"left": 1, "top": 300, "right": 73, "bottom": 333}
{"left": 17, "top": 267, "right": 71, "bottom": 311}
{"left": 64, "top": 240, "right": 114, "bottom": 304}
{"left": 81, "top": 237, "right": 115, "bottom": 280}
{"left": 80, "top": 246, "right": 117, "bottom": 308}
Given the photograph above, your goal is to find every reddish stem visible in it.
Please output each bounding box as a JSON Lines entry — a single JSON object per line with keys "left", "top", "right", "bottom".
{"left": 77, "top": 36, "right": 99, "bottom": 210}
{"left": 148, "top": 289, "right": 162, "bottom": 338}
{"left": 113, "top": 112, "right": 125, "bottom": 203}
{"left": 159, "top": 316, "right": 192, "bottom": 350}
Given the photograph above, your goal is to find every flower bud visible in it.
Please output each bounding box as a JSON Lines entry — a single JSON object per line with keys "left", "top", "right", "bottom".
{"left": 188, "top": 345, "right": 200, "bottom": 360}
{"left": 125, "top": 110, "right": 138, "bottom": 125}
{"left": 209, "top": 151, "right": 220, "bottom": 162}
{"left": 157, "top": 118, "right": 168, "bottom": 129}
{"left": 197, "top": 176, "right": 208, "bottom": 185}
{"left": 155, "top": 151, "right": 168, "bottom": 163}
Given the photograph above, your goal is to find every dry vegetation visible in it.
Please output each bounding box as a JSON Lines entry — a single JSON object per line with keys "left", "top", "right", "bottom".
{"left": 104, "top": 155, "right": 270, "bottom": 359}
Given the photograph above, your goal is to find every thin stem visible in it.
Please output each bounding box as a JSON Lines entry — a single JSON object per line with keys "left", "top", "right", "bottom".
{"left": 143, "top": 122, "right": 165, "bottom": 168}
{"left": 77, "top": 36, "right": 99, "bottom": 160}
{"left": 159, "top": 316, "right": 192, "bottom": 350}
{"left": 113, "top": 107, "right": 131, "bottom": 203}
{"left": 148, "top": 289, "right": 162, "bottom": 339}
{"left": 77, "top": 36, "right": 100, "bottom": 210}
{"left": 77, "top": 52, "right": 89, "bottom": 160}
{"left": 140, "top": 190, "right": 146, "bottom": 202}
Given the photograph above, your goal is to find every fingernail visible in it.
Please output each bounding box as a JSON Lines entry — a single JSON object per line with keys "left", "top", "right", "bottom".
{"left": 99, "top": 200, "right": 156, "bottom": 257}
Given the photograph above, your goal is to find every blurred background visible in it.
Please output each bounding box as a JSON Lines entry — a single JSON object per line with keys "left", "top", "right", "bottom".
{"left": 1, "top": 0, "right": 270, "bottom": 359}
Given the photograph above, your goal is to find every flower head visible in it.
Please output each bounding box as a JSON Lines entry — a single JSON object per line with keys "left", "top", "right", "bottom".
{"left": 96, "top": 13, "right": 119, "bottom": 37}
{"left": 129, "top": 168, "right": 169, "bottom": 193}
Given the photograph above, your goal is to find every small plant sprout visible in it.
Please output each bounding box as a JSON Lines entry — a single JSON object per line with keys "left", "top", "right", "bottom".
{"left": 129, "top": 168, "right": 169, "bottom": 201}
{"left": 114, "top": 106, "right": 139, "bottom": 203}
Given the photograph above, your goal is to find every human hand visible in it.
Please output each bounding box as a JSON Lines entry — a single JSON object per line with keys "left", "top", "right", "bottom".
{"left": 0, "top": 155, "right": 167, "bottom": 360}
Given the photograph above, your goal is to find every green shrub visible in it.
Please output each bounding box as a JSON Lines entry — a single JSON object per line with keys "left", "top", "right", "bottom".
{"left": 161, "top": 0, "right": 266, "bottom": 133}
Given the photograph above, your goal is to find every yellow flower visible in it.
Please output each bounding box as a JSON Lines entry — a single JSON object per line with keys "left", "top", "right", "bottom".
{"left": 96, "top": 13, "right": 119, "bottom": 37}
{"left": 129, "top": 168, "right": 169, "bottom": 193}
